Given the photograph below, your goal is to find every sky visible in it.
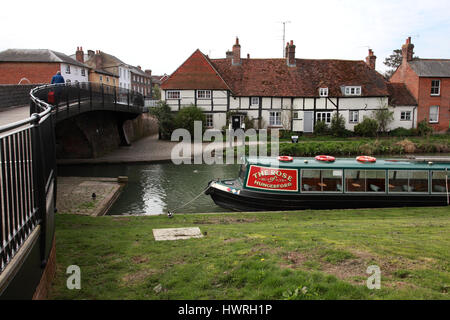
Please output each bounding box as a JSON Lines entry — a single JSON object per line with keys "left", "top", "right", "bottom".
{"left": 1, "top": 0, "right": 449, "bottom": 76}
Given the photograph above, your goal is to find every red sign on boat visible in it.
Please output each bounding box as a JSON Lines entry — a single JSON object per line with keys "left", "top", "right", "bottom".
{"left": 246, "top": 165, "right": 298, "bottom": 192}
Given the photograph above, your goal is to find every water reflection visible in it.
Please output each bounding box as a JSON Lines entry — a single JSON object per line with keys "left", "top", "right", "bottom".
{"left": 58, "top": 163, "right": 239, "bottom": 215}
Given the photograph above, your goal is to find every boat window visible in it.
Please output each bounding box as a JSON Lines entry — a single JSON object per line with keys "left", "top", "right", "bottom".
{"left": 345, "top": 170, "right": 385, "bottom": 193}
{"left": 239, "top": 163, "right": 247, "bottom": 182}
{"left": 301, "top": 169, "right": 342, "bottom": 192}
{"left": 431, "top": 171, "right": 449, "bottom": 193}
{"left": 388, "top": 170, "right": 428, "bottom": 193}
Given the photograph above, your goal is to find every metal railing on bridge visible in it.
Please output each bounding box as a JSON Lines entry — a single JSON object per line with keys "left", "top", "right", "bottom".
{"left": 0, "top": 82, "right": 145, "bottom": 276}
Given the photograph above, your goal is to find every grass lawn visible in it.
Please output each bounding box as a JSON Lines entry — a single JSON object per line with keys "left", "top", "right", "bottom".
{"left": 49, "top": 207, "right": 450, "bottom": 300}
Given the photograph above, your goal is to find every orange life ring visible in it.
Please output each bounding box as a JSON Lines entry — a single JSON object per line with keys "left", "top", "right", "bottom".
{"left": 356, "top": 155, "right": 376, "bottom": 163}
{"left": 278, "top": 156, "right": 293, "bottom": 162}
{"left": 315, "top": 155, "right": 336, "bottom": 162}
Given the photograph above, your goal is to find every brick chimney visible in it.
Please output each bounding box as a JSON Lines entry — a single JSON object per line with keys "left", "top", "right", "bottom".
{"left": 402, "top": 37, "right": 414, "bottom": 63}
{"left": 226, "top": 50, "right": 233, "bottom": 60}
{"left": 87, "top": 50, "right": 95, "bottom": 58}
{"left": 285, "top": 42, "right": 289, "bottom": 58}
{"left": 232, "top": 37, "right": 241, "bottom": 66}
{"left": 75, "top": 46, "right": 84, "bottom": 63}
{"left": 95, "top": 50, "right": 103, "bottom": 70}
{"left": 145, "top": 69, "right": 152, "bottom": 75}
{"left": 365, "top": 49, "right": 376, "bottom": 70}
{"left": 287, "top": 40, "right": 296, "bottom": 67}
{"left": 137, "top": 65, "right": 141, "bottom": 70}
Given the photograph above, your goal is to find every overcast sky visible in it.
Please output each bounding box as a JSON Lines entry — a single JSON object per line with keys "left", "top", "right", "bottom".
{"left": 1, "top": 0, "right": 449, "bottom": 76}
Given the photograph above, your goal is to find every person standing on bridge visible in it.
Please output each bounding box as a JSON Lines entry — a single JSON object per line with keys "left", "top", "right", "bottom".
{"left": 51, "top": 71, "right": 65, "bottom": 84}
{"left": 50, "top": 71, "right": 65, "bottom": 105}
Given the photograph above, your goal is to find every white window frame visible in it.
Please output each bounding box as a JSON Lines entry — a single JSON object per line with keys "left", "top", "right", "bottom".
{"left": 65, "top": 65, "right": 71, "bottom": 74}
{"left": 317, "top": 112, "right": 332, "bottom": 124}
{"left": 81, "top": 68, "right": 85, "bottom": 77}
{"left": 197, "top": 90, "right": 211, "bottom": 99}
{"left": 319, "top": 87, "right": 328, "bottom": 97}
{"left": 205, "top": 114, "right": 213, "bottom": 127}
{"left": 344, "top": 86, "right": 361, "bottom": 96}
{"left": 269, "top": 111, "right": 282, "bottom": 126}
{"left": 251, "top": 97, "right": 260, "bottom": 106}
{"left": 429, "top": 106, "right": 439, "bottom": 123}
{"left": 431, "top": 80, "right": 440, "bottom": 96}
{"left": 400, "top": 111, "right": 411, "bottom": 121}
{"left": 167, "top": 90, "right": 180, "bottom": 100}
{"left": 349, "top": 110, "right": 359, "bottom": 123}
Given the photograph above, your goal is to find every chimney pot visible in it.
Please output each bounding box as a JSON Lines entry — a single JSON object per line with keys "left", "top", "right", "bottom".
{"left": 76, "top": 46, "right": 84, "bottom": 63}
{"left": 365, "top": 49, "right": 376, "bottom": 70}
{"left": 287, "top": 40, "right": 296, "bottom": 67}
{"left": 247, "top": 53, "right": 250, "bottom": 59}
{"left": 402, "top": 37, "right": 414, "bottom": 63}
{"left": 232, "top": 37, "right": 241, "bottom": 66}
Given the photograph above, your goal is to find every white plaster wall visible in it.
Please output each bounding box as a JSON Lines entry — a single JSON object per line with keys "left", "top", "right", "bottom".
{"left": 60, "top": 63, "right": 89, "bottom": 83}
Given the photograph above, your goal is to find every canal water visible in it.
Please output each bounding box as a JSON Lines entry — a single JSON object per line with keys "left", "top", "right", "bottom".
{"left": 58, "top": 153, "right": 450, "bottom": 216}
{"left": 58, "top": 163, "right": 239, "bottom": 215}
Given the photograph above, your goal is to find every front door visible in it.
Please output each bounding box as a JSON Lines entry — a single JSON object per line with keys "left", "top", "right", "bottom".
{"left": 232, "top": 116, "right": 241, "bottom": 130}
{"left": 304, "top": 111, "right": 314, "bottom": 133}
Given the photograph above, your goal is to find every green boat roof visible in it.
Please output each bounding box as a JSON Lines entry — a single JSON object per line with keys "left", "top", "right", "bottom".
{"left": 245, "top": 157, "right": 450, "bottom": 170}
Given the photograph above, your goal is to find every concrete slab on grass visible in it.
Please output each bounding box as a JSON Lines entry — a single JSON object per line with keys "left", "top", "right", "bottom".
{"left": 153, "top": 227, "right": 203, "bottom": 241}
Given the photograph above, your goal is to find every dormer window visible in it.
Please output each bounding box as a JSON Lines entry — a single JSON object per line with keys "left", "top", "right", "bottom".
{"left": 251, "top": 97, "right": 260, "bottom": 106}
{"left": 319, "top": 88, "right": 328, "bottom": 97}
{"left": 344, "top": 86, "right": 361, "bottom": 96}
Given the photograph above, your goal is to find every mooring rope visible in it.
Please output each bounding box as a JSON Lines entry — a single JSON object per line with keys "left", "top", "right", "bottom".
{"left": 167, "top": 186, "right": 210, "bottom": 217}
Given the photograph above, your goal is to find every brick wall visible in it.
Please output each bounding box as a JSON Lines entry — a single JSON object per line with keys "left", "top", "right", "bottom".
{"left": 0, "top": 84, "right": 43, "bottom": 109}
{"left": 418, "top": 77, "right": 450, "bottom": 132}
{"left": 0, "top": 62, "right": 59, "bottom": 85}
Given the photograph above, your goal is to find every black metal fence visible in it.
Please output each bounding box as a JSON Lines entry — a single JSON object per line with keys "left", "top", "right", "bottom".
{"left": 0, "top": 82, "right": 144, "bottom": 275}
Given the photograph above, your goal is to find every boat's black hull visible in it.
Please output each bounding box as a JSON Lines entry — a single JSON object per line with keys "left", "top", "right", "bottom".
{"left": 206, "top": 185, "right": 449, "bottom": 212}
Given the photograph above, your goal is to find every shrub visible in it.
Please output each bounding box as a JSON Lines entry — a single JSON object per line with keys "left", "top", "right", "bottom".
{"left": 148, "top": 101, "right": 175, "bottom": 140}
{"left": 330, "top": 113, "right": 347, "bottom": 137}
{"left": 417, "top": 120, "right": 433, "bottom": 137}
{"left": 243, "top": 116, "right": 255, "bottom": 130}
{"left": 174, "top": 104, "right": 206, "bottom": 136}
{"left": 389, "top": 127, "right": 416, "bottom": 137}
{"left": 314, "top": 121, "right": 329, "bottom": 135}
{"left": 373, "top": 107, "right": 394, "bottom": 133}
{"left": 354, "top": 117, "right": 378, "bottom": 137}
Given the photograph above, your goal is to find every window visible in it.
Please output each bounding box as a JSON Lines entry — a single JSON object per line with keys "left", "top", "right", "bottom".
{"left": 197, "top": 90, "right": 211, "bottom": 99}
{"left": 431, "top": 80, "right": 440, "bottom": 96}
{"left": 251, "top": 97, "right": 260, "bottom": 106}
{"left": 65, "top": 65, "right": 71, "bottom": 74}
{"left": 293, "top": 112, "right": 299, "bottom": 119}
{"left": 345, "top": 170, "right": 385, "bottom": 193}
{"left": 317, "top": 112, "right": 331, "bottom": 124}
{"left": 319, "top": 88, "right": 328, "bottom": 97}
{"left": 429, "top": 106, "right": 439, "bottom": 123}
{"left": 106, "top": 77, "right": 110, "bottom": 83}
{"left": 205, "top": 114, "right": 213, "bottom": 127}
{"left": 388, "top": 170, "right": 428, "bottom": 193}
{"left": 269, "top": 111, "right": 281, "bottom": 126}
{"left": 349, "top": 111, "right": 359, "bottom": 123}
{"left": 99, "top": 75, "right": 103, "bottom": 82}
{"left": 344, "top": 86, "right": 361, "bottom": 96}
{"left": 400, "top": 111, "right": 411, "bottom": 121}
{"left": 431, "top": 171, "right": 449, "bottom": 193}
{"left": 167, "top": 90, "right": 180, "bottom": 99}
{"left": 81, "top": 68, "right": 85, "bottom": 76}
{"left": 301, "top": 169, "right": 343, "bottom": 192}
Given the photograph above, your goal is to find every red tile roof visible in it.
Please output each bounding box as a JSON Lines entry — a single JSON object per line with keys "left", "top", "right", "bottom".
{"left": 386, "top": 83, "right": 417, "bottom": 106}
{"left": 161, "top": 49, "right": 230, "bottom": 90}
{"left": 162, "top": 49, "right": 389, "bottom": 97}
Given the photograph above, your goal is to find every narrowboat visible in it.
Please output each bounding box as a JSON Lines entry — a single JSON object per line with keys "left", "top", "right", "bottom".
{"left": 204, "top": 156, "right": 450, "bottom": 211}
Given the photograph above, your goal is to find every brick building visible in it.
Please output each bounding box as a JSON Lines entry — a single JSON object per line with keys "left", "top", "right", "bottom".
{"left": 161, "top": 38, "right": 416, "bottom": 132}
{"left": 390, "top": 37, "right": 450, "bottom": 132}
{"left": 74, "top": 47, "right": 119, "bottom": 88}
{"left": 130, "top": 66, "right": 152, "bottom": 97}
{"left": 0, "top": 49, "right": 89, "bottom": 84}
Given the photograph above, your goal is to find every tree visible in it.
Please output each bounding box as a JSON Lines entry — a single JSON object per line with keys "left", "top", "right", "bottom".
{"left": 174, "top": 104, "right": 206, "bottom": 136}
{"left": 149, "top": 101, "right": 175, "bottom": 140}
{"left": 373, "top": 107, "right": 394, "bottom": 134}
{"left": 383, "top": 48, "right": 418, "bottom": 79}
{"left": 152, "top": 85, "right": 161, "bottom": 100}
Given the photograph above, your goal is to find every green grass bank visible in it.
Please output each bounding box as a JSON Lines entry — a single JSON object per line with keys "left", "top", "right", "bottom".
{"left": 49, "top": 207, "right": 449, "bottom": 300}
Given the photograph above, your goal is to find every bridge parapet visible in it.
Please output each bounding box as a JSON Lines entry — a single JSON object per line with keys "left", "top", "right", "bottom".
{"left": 0, "top": 82, "right": 146, "bottom": 298}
